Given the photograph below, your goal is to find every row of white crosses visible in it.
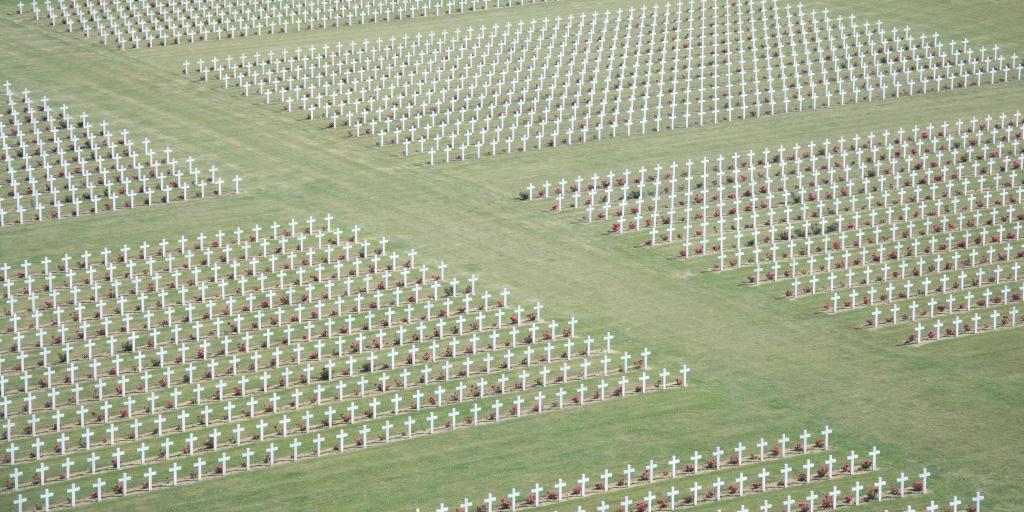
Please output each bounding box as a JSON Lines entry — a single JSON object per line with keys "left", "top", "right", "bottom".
{"left": 0, "top": 80, "right": 240, "bottom": 228}
{"left": 0, "top": 333, "right": 639, "bottom": 457}
{"left": 0, "top": 340, "right": 659, "bottom": 476}
{"left": 23, "top": 0, "right": 557, "bottom": 50}
{"left": 188, "top": 0, "right": 1021, "bottom": 165}
{"left": 0, "top": 350, "right": 679, "bottom": 489}
{"left": 0, "top": 215, "right": 596, "bottom": 429}
{"left": 522, "top": 110, "right": 1023, "bottom": 265}
{"left": 0, "top": 214, "right": 693, "bottom": 508}
{"left": 0, "top": 215, "right": 519, "bottom": 368}
{"left": 427, "top": 426, "right": 844, "bottom": 512}
{"left": 832, "top": 253, "right": 1024, "bottom": 338}
{"left": 0, "top": 216, "right": 604, "bottom": 392}
{"left": 520, "top": 111, "right": 1024, "bottom": 342}
{"left": 428, "top": 435, "right": 951, "bottom": 512}
{"left": 2, "top": 357, "right": 686, "bottom": 511}
{"left": 449, "top": 480, "right": 986, "bottom": 512}
{"left": 909, "top": 306, "right": 1023, "bottom": 344}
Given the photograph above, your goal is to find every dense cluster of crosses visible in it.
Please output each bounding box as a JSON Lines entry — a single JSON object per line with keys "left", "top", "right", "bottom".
{"left": 522, "top": 111, "right": 1024, "bottom": 345}
{"left": 185, "top": 0, "right": 1021, "bottom": 165}
{"left": 0, "top": 81, "right": 240, "bottom": 228}
{"left": 0, "top": 214, "right": 690, "bottom": 510}
{"left": 463, "top": 491, "right": 985, "bottom": 512}
{"left": 434, "top": 476, "right": 982, "bottom": 512}
{"left": 20, "top": 0, "right": 557, "bottom": 50}
{"left": 424, "top": 428, "right": 978, "bottom": 512}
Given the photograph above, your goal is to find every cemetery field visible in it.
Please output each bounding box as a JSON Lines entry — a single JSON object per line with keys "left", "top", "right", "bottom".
{"left": 0, "top": 0, "right": 1022, "bottom": 511}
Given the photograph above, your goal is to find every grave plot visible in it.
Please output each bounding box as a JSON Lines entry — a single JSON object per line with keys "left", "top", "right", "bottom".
{"left": 520, "top": 111, "right": 1024, "bottom": 345}
{"left": 0, "top": 81, "right": 240, "bottom": 229}
{"left": 0, "top": 215, "right": 690, "bottom": 511}
{"left": 467, "top": 486, "right": 980, "bottom": 512}
{"left": 426, "top": 427, "right": 959, "bottom": 512}
{"left": 19, "top": 0, "right": 557, "bottom": 50}
{"left": 187, "top": 0, "right": 1022, "bottom": 165}
{"left": 502, "top": 490, "right": 985, "bottom": 512}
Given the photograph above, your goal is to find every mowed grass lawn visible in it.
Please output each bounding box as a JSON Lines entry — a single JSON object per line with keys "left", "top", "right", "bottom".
{"left": 0, "top": 0, "right": 1021, "bottom": 510}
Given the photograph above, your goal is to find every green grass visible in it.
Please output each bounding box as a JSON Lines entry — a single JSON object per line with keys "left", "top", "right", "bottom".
{"left": 0, "top": 0, "right": 1022, "bottom": 510}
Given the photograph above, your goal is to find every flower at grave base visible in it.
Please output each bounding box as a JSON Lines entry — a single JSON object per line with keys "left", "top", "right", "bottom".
{"left": 706, "top": 460, "right": 717, "bottom": 470}
{"left": 771, "top": 447, "right": 781, "bottom": 456}
{"left": 727, "top": 483, "right": 739, "bottom": 494}
{"left": 912, "top": 481, "right": 925, "bottom": 492}
{"left": 729, "top": 454, "right": 740, "bottom": 465}
{"left": 752, "top": 481, "right": 763, "bottom": 491}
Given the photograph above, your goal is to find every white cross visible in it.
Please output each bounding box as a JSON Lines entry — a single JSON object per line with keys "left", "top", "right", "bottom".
{"left": 949, "top": 496, "right": 962, "bottom": 512}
